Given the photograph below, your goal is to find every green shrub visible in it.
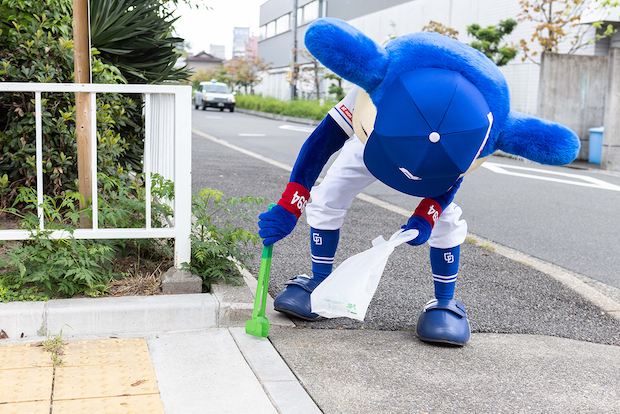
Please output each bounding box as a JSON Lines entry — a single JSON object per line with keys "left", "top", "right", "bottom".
{"left": 0, "top": 0, "right": 148, "bottom": 207}
{"left": 183, "top": 188, "right": 268, "bottom": 290}
{"left": 235, "top": 94, "right": 336, "bottom": 120}
{"left": 0, "top": 173, "right": 175, "bottom": 301}
{"left": 0, "top": 181, "right": 267, "bottom": 300}
{"left": 283, "top": 99, "right": 336, "bottom": 120}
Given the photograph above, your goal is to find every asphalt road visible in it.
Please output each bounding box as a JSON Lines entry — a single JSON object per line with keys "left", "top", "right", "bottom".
{"left": 191, "top": 108, "right": 620, "bottom": 345}
{"left": 192, "top": 108, "right": 620, "bottom": 289}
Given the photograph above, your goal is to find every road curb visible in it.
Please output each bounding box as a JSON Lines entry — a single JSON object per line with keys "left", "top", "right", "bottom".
{"left": 0, "top": 279, "right": 293, "bottom": 339}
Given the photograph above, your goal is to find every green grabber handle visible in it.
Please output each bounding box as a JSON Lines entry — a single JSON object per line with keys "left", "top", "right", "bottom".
{"left": 246, "top": 203, "right": 276, "bottom": 338}
{"left": 255, "top": 242, "right": 273, "bottom": 319}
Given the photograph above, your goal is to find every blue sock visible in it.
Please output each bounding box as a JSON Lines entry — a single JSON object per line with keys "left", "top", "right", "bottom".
{"left": 310, "top": 228, "right": 340, "bottom": 281}
{"left": 430, "top": 245, "right": 460, "bottom": 300}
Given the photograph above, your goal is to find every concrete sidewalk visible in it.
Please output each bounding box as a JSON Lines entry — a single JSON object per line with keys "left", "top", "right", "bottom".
{"left": 2, "top": 265, "right": 620, "bottom": 413}
{"left": 0, "top": 275, "right": 321, "bottom": 414}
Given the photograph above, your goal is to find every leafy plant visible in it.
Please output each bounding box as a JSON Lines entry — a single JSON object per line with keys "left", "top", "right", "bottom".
{"left": 324, "top": 71, "right": 345, "bottom": 101}
{"left": 90, "top": 0, "right": 190, "bottom": 84}
{"left": 0, "top": 0, "right": 147, "bottom": 205}
{"left": 0, "top": 173, "right": 175, "bottom": 300}
{"left": 518, "top": 0, "right": 620, "bottom": 62}
{"left": 1, "top": 179, "right": 266, "bottom": 299}
{"left": 0, "top": 271, "right": 49, "bottom": 302}
{"left": 467, "top": 19, "right": 519, "bottom": 67}
{"left": 41, "top": 325, "right": 71, "bottom": 366}
{"left": 0, "top": 187, "right": 117, "bottom": 298}
{"left": 422, "top": 19, "right": 519, "bottom": 67}
{"left": 183, "top": 188, "right": 268, "bottom": 289}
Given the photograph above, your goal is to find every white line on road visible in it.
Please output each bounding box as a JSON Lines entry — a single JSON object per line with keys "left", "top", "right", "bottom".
{"left": 193, "top": 129, "right": 292, "bottom": 172}
{"left": 239, "top": 133, "right": 266, "bottom": 137}
{"left": 195, "top": 128, "right": 620, "bottom": 319}
{"left": 279, "top": 124, "right": 316, "bottom": 133}
{"left": 481, "top": 162, "right": 620, "bottom": 191}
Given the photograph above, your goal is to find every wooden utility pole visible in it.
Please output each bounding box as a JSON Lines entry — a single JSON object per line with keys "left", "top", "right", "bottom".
{"left": 73, "top": 0, "right": 92, "bottom": 228}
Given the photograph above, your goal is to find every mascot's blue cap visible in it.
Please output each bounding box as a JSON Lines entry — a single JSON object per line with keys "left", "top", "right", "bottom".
{"left": 364, "top": 68, "right": 492, "bottom": 197}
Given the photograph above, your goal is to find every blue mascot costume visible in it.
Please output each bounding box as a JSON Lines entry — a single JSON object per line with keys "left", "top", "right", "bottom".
{"left": 258, "top": 18, "right": 580, "bottom": 345}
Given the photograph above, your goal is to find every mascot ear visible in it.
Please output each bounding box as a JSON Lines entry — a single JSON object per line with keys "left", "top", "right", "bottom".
{"left": 497, "top": 111, "right": 581, "bottom": 166}
{"left": 305, "top": 18, "right": 389, "bottom": 92}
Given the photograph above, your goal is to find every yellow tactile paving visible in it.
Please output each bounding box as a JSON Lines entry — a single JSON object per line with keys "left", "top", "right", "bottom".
{"left": 0, "top": 338, "right": 164, "bottom": 414}
{"left": 0, "top": 343, "right": 53, "bottom": 369}
{"left": 53, "top": 363, "right": 159, "bottom": 400}
{"left": 0, "top": 400, "right": 50, "bottom": 414}
{"left": 52, "top": 394, "right": 165, "bottom": 414}
{"left": 0, "top": 367, "right": 53, "bottom": 403}
{"left": 61, "top": 338, "right": 150, "bottom": 367}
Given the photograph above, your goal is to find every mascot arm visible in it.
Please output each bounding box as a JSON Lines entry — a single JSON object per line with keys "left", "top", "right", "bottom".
{"left": 402, "top": 178, "right": 463, "bottom": 246}
{"left": 496, "top": 111, "right": 581, "bottom": 165}
{"left": 258, "top": 115, "right": 350, "bottom": 246}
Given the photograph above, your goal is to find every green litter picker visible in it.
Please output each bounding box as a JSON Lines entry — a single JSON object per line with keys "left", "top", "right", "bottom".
{"left": 245, "top": 204, "right": 275, "bottom": 338}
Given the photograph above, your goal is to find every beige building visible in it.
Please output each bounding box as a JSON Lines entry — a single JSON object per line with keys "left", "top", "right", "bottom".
{"left": 185, "top": 51, "right": 224, "bottom": 73}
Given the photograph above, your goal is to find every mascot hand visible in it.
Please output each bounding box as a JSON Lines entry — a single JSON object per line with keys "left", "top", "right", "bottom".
{"left": 401, "top": 215, "right": 432, "bottom": 246}
{"left": 258, "top": 204, "right": 298, "bottom": 246}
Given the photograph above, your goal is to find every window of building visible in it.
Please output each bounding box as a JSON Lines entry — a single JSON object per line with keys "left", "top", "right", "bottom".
{"left": 261, "top": 13, "right": 292, "bottom": 40}
{"left": 266, "top": 20, "right": 276, "bottom": 38}
{"left": 298, "top": 1, "right": 319, "bottom": 26}
{"left": 276, "top": 13, "right": 290, "bottom": 35}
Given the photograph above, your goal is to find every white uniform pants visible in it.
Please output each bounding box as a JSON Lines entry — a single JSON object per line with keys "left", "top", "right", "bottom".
{"left": 305, "top": 138, "right": 468, "bottom": 249}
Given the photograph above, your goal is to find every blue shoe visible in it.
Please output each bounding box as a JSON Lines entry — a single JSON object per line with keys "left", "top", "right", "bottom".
{"left": 416, "top": 299, "right": 471, "bottom": 345}
{"left": 274, "top": 275, "right": 323, "bottom": 321}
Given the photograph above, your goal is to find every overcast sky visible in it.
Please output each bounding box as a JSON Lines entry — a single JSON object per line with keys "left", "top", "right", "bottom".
{"left": 173, "top": 0, "right": 266, "bottom": 59}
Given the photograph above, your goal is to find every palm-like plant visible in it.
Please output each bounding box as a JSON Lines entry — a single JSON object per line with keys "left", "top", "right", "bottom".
{"left": 90, "top": 0, "right": 190, "bottom": 84}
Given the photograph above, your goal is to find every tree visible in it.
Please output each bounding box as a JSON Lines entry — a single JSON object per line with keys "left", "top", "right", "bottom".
{"left": 223, "top": 55, "right": 271, "bottom": 94}
{"left": 518, "top": 0, "right": 619, "bottom": 62}
{"left": 324, "top": 71, "right": 345, "bottom": 101}
{"left": 422, "top": 21, "right": 460, "bottom": 39}
{"left": 190, "top": 66, "right": 227, "bottom": 90}
{"left": 468, "top": 19, "right": 519, "bottom": 66}
{"left": 298, "top": 49, "right": 323, "bottom": 100}
{"left": 422, "top": 20, "right": 519, "bottom": 66}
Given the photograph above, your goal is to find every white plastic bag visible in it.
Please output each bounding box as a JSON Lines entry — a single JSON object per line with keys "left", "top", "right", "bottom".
{"left": 310, "top": 229, "right": 418, "bottom": 321}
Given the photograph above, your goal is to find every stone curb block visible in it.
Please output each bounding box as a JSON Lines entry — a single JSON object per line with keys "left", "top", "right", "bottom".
{"left": 0, "top": 283, "right": 258, "bottom": 338}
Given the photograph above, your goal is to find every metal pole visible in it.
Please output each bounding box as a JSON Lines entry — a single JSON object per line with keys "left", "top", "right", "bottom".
{"left": 291, "top": 0, "right": 298, "bottom": 101}
{"left": 73, "top": 0, "right": 93, "bottom": 228}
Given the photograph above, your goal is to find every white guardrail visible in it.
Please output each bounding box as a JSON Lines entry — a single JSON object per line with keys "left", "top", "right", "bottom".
{"left": 0, "top": 83, "right": 192, "bottom": 268}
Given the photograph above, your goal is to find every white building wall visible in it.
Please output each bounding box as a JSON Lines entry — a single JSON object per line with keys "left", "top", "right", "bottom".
{"left": 257, "top": 0, "right": 605, "bottom": 113}
{"left": 254, "top": 69, "right": 290, "bottom": 101}
{"left": 345, "top": 0, "right": 543, "bottom": 114}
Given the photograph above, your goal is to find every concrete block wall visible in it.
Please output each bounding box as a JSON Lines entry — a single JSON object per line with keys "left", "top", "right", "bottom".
{"left": 538, "top": 53, "right": 608, "bottom": 162}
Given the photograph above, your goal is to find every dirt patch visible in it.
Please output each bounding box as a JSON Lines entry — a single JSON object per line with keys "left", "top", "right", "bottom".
{"left": 0, "top": 212, "right": 20, "bottom": 230}
{"left": 105, "top": 259, "right": 170, "bottom": 297}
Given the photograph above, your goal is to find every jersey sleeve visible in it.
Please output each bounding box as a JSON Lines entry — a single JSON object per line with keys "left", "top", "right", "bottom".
{"left": 288, "top": 87, "right": 360, "bottom": 190}
{"left": 327, "top": 86, "right": 359, "bottom": 137}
